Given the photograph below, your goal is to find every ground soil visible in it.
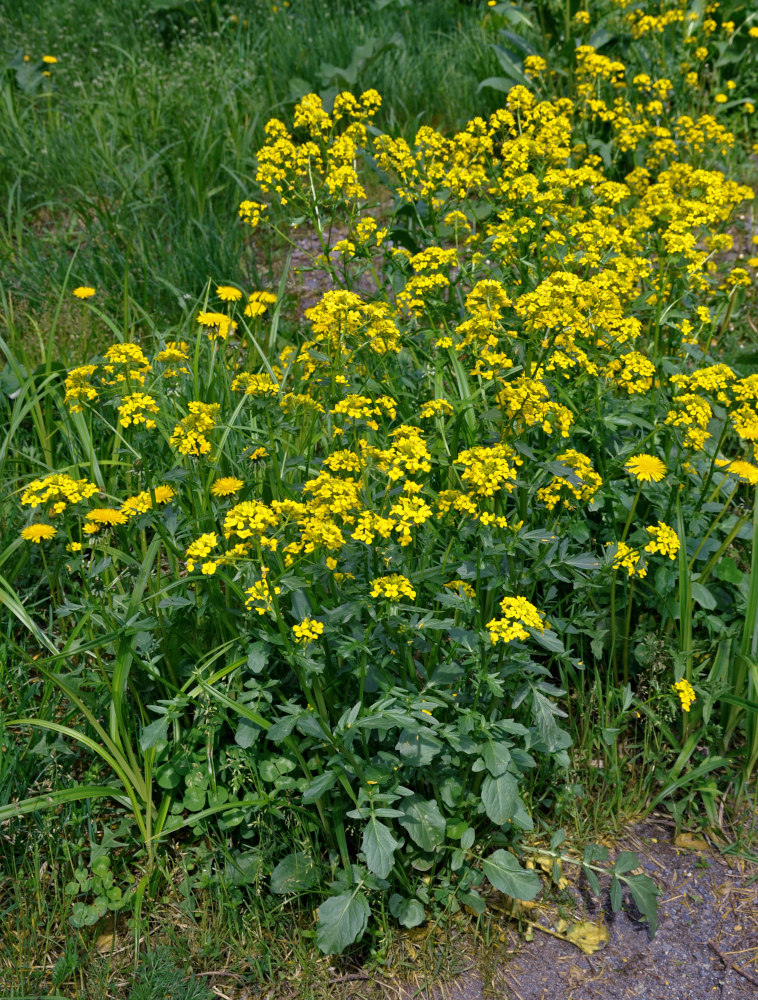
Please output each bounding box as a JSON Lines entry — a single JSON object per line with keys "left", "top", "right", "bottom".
{"left": 289, "top": 817, "right": 758, "bottom": 1000}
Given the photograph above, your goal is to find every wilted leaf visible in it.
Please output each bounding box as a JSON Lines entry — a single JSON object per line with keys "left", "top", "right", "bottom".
{"left": 556, "top": 920, "right": 609, "bottom": 955}
{"left": 674, "top": 832, "right": 709, "bottom": 852}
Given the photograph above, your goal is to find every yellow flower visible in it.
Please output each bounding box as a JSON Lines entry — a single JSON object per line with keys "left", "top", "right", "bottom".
{"left": 211, "top": 476, "right": 244, "bottom": 497}
{"left": 197, "top": 311, "right": 237, "bottom": 341}
{"left": 625, "top": 454, "right": 667, "bottom": 483}
{"left": 42, "top": 55, "right": 58, "bottom": 64}
{"left": 487, "top": 596, "right": 548, "bottom": 644}
{"left": 86, "top": 508, "right": 128, "bottom": 526}
{"left": 244, "top": 291, "right": 277, "bottom": 317}
{"left": 169, "top": 402, "right": 220, "bottom": 457}
{"left": 644, "top": 522, "right": 680, "bottom": 560}
{"left": 21, "top": 524, "right": 56, "bottom": 543}
{"left": 186, "top": 533, "right": 218, "bottom": 573}
{"left": 370, "top": 574, "right": 416, "bottom": 602}
{"left": 672, "top": 678, "right": 696, "bottom": 712}
{"left": 216, "top": 285, "right": 243, "bottom": 302}
{"left": 292, "top": 618, "right": 324, "bottom": 644}
{"left": 73, "top": 286, "right": 96, "bottom": 299}
{"left": 120, "top": 486, "right": 176, "bottom": 518}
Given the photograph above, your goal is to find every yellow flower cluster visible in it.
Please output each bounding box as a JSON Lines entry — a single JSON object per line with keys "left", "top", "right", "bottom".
{"left": 292, "top": 618, "right": 324, "bottom": 644}
{"left": 118, "top": 392, "right": 159, "bottom": 430}
{"left": 370, "top": 574, "right": 417, "bottom": 602}
{"left": 169, "top": 401, "right": 220, "bottom": 457}
{"left": 486, "top": 596, "right": 547, "bottom": 645}
{"left": 672, "top": 678, "right": 696, "bottom": 713}
{"left": 21, "top": 474, "right": 99, "bottom": 514}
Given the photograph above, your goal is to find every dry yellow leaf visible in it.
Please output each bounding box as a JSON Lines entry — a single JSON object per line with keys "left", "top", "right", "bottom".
{"left": 674, "top": 832, "right": 709, "bottom": 852}
{"left": 95, "top": 932, "right": 115, "bottom": 953}
{"left": 554, "top": 919, "right": 609, "bottom": 955}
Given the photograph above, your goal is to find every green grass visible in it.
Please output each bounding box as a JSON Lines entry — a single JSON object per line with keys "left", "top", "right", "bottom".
{"left": 0, "top": 0, "right": 501, "bottom": 337}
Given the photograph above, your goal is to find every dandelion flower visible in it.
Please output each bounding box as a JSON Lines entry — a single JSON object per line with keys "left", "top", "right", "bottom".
{"left": 211, "top": 476, "right": 244, "bottom": 497}
{"left": 625, "top": 454, "right": 667, "bottom": 483}
{"left": 216, "top": 285, "right": 243, "bottom": 302}
{"left": 244, "top": 291, "right": 277, "bottom": 317}
{"left": 73, "top": 286, "right": 96, "bottom": 299}
{"left": 21, "top": 524, "right": 56, "bottom": 543}
{"left": 42, "top": 55, "right": 58, "bottom": 64}
{"left": 86, "top": 508, "right": 129, "bottom": 526}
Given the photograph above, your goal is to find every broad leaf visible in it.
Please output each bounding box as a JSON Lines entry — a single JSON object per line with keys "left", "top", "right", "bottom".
{"left": 362, "top": 817, "right": 400, "bottom": 879}
{"left": 316, "top": 891, "right": 370, "bottom": 953}
{"left": 398, "top": 795, "right": 446, "bottom": 851}
{"left": 389, "top": 893, "right": 425, "bottom": 927}
{"left": 625, "top": 873, "right": 659, "bottom": 937}
{"left": 482, "top": 850, "right": 540, "bottom": 901}
{"left": 481, "top": 772, "right": 518, "bottom": 825}
{"left": 270, "top": 852, "right": 317, "bottom": 895}
{"left": 302, "top": 770, "right": 337, "bottom": 804}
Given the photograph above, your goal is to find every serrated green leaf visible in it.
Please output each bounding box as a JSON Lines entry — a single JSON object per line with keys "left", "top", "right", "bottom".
{"left": 482, "top": 850, "right": 540, "bottom": 900}
{"left": 362, "top": 817, "right": 400, "bottom": 879}
{"left": 316, "top": 891, "right": 370, "bottom": 953}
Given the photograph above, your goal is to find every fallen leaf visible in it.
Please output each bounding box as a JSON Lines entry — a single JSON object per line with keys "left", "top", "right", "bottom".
{"left": 555, "top": 920, "right": 609, "bottom": 955}
{"left": 95, "top": 932, "right": 115, "bottom": 953}
{"left": 674, "top": 833, "right": 709, "bottom": 852}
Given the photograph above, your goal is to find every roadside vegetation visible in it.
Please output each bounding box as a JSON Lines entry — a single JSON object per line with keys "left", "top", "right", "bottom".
{"left": 1, "top": 0, "right": 757, "bottom": 996}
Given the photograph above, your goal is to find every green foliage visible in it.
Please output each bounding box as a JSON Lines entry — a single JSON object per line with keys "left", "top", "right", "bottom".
{"left": 127, "top": 947, "right": 211, "bottom": 1000}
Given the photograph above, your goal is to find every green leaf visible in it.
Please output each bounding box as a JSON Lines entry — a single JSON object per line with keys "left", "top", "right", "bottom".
{"left": 613, "top": 850, "right": 639, "bottom": 875}
{"left": 480, "top": 740, "right": 512, "bottom": 777}
{"left": 398, "top": 795, "right": 446, "bottom": 851}
{"left": 458, "top": 889, "right": 487, "bottom": 915}
{"left": 302, "top": 770, "right": 337, "bottom": 804}
{"left": 482, "top": 850, "right": 540, "bottom": 901}
{"left": 395, "top": 727, "right": 443, "bottom": 765}
{"left": 691, "top": 581, "right": 717, "bottom": 610}
{"left": 225, "top": 850, "right": 263, "bottom": 886}
{"left": 583, "top": 865, "right": 601, "bottom": 895}
{"left": 139, "top": 714, "right": 168, "bottom": 751}
{"left": 610, "top": 876, "right": 623, "bottom": 912}
{"left": 316, "top": 891, "right": 370, "bottom": 954}
{"left": 624, "top": 873, "right": 659, "bottom": 937}
{"left": 267, "top": 714, "right": 299, "bottom": 743}
{"left": 270, "top": 852, "right": 318, "bottom": 895}
{"left": 389, "top": 893, "right": 426, "bottom": 927}
{"left": 362, "top": 817, "right": 400, "bottom": 879}
{"left": 531, "top": 690, "right": 570, "bottom": 752}
{"left": 481, "top": 772, "right": 518, "bottom": 825}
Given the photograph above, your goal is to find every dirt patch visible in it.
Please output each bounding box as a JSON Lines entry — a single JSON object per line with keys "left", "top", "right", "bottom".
{"left": 384, "top": 818, "right": 758, "bottom": 1000}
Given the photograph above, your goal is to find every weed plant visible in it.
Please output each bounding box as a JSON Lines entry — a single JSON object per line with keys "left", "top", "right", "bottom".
{"left": 1, "top": 0, "right": 758, "bottom": 988}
